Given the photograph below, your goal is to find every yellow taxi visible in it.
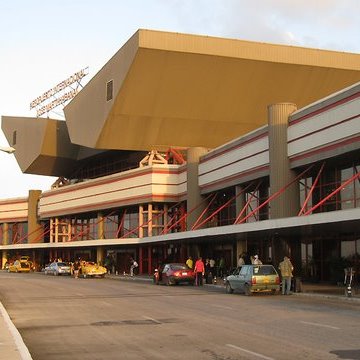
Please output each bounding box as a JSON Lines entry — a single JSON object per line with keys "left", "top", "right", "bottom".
{"left": 8, "top": 260, "right": 31, "bottom": 273}
{"left": 80, "top": 261, "right": 107, "bottom": 278}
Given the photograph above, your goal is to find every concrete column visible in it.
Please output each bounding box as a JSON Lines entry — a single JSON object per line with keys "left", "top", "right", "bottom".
{"left": 97, "top": 212, "right": 105, "bottom": 239}
{"left": 2, "top": 251, "right": 8, "bottom": 269}
{"left": 235, "top": 185, "right": 246, "bottom": 221}
{"left": 268, "top": 103, "right": 299, "bottom": 266}
{"left": 186, "top": 147, "right": 208, "bottom": 230}
{"left": 96, "top": 247, "right": 104, "bottom": 265}
{"left": 236, "top": 238, "right": 247, "bottom": 259}
{"left": 28, "top": 190, "right": 42, "bottom": 243}
{"left": 3, "top": 223, "right": 9, "bottom": 245}
{"left": 268, "top": 103, "right": 299, "bottom": 219}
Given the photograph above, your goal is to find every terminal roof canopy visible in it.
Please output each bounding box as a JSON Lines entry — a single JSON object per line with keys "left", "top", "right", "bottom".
{"left": 65, "top": 29, "right": 360, "bottom": 151}
{"left": 2, "top": 29, "right": 360, "bottom": 177}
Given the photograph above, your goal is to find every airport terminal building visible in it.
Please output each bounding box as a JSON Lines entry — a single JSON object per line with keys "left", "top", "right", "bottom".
{"left": 1, "top": 29, "right": 360, "bottom": 282}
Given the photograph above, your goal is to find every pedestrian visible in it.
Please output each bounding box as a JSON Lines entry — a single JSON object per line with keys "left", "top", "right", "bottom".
{"left": 73, "top": 259, "right": 80, "bottom": 279}
{"left": 186, "top": 256, "right": 193, "bottom": 269}
{"left": 194, "top": 256, "right": 205, "bottom": 286}
{"left": 252, "top": 255, "right": 263, "bottom": 265}
{"left": 279, "top": 256, "right": 294, "bottom": 295}
{"left": 237, "top": 254, "right": 245, "bottom": 267}
{"left": 209, "top": 257, "right": 216, "bottom": 283}
{"left": 130, "top": 258, "right": 138, "bottom": 276}
{"left": 218, "top": 256, "right": 225, "bottom": 278}
{"left": 205, "top": 258, "right": 211, "bottom": 284}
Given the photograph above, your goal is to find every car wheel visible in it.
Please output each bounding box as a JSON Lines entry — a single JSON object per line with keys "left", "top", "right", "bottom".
{"left": 226, "top": 282, "right": 234, "bottom": 294}
{"left": 244, "top": 284, "right": 252, "bottom": 296}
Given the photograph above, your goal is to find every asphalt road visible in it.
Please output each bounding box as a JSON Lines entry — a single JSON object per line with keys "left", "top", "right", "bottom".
{"left": 0, "top": 271, "right": 359, "bottom": 360}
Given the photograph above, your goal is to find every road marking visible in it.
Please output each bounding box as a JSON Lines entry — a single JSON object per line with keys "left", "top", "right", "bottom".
{"left": 142, "top": 315, "right": 162, "bottom": 324}
{"left": 226, "top": 344, "right": 275, "bottom": 360}
{"left": 211, "top": 304, "right": 233, "bottom": 310}
{"left": 300, "top": 321, "right": 340, "bottom": 330}
{"left": 101, "top": 301, "right": 112, "bottom": 307}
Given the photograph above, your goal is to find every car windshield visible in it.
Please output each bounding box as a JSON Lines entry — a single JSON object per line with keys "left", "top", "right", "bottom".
{"left": 20, "top": 263, "right": 30, "bottom": 268}
{"left": 253, "top": 266, "right": 276, "bottom": 275}
{"left": 170, "top": 264, "right": 188, "bottom": 270}
{"left": 57, "top": 262, "right": 68, "bottom": 267}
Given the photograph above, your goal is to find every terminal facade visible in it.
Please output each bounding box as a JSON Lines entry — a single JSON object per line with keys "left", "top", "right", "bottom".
{"left": 1, "top": 30, "right": 360, "bottom": 282}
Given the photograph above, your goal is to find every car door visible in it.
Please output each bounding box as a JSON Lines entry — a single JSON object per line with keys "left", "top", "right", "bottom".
{"left": 237, "top": 265, "right": 249, "bottom": 292}
{"left": 228, "top": 267, "right": 242, "bottom": 290}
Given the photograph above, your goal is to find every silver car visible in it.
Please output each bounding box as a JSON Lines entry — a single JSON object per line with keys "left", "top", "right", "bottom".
{"left": 44, "top": 262, "right": 71, "bottom": 276}
{"left": 225, "top": 264, "right": 280, "bottom": 295}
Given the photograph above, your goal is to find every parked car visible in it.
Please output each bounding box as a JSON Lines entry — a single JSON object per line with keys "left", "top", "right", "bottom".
{"left": 8, "top": 260, "right": 31, "bottom": 273}
{"left": 225, "top": 264, "right": 280, "bottom": 295}
{"left": 80, "top": 261, "right": 107, "bottom": 278}
{"left": 44, "top": 262, "right": 71, "bottom": 276}
{"left": 153, "top": 263, "right": 195, "bottom": 286}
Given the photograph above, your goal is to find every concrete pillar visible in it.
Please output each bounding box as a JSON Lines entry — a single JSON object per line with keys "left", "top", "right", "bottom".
{"left": 96, "top": 247, "right": 104, "bottom": 265}
{"left": 1, "top": 251, "right": 8, "bottom": 269}
{"left": 3, "top": 223, "right": 9, "bottom": 245}
{"left": 268, "top": 103, "right": 299, "bottom": 219}
{"left": 236, "top": 238, "right": 247, "bottom": 259}
{"left": 235, "top": 185, "right": 246, "bottom": 221}
{"left": 97, "top": 212, "right": 105, "bottom": 239}
{"left": 28, "top": 190, "right": 42, "bottom": 243}
{"left": 268, "top": 103, "right": 299, "bottom": 265}
{"left": 186, "top": 147, "right": 208, "bottom": 230}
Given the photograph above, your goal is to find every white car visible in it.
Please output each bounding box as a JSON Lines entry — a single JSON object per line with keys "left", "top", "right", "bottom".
{"left": 44, "top": 262, "right": 71, "bottom": 276}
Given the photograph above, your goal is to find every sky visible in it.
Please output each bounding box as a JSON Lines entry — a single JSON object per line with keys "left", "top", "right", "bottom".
{"left": 0, "top": 0, "right": 359, "bottom": 199}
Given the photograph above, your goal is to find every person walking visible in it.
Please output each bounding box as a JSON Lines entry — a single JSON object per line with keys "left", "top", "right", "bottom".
{"left": 279, "top": 256, "right": 294, "bottom": 295}
{"left": 73, "top": 259, "right": 80, "bottom": 279}
{"left": 194, "top": 256, "right": 205, "bottom": 286}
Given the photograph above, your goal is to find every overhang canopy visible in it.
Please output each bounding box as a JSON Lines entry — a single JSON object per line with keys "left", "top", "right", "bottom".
{"left": 64, "top": 29, "right": 360, "bottom": 151}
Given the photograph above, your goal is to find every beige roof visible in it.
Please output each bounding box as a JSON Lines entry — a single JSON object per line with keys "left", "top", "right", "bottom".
{"left": 65, "top": 29, "right": 360, "bottom": 151}
{"left": 2, "top": 29, "right": 360, "bottom": 176}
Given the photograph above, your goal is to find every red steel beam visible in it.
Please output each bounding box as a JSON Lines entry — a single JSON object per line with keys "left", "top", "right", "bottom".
{"left": 237, "top": 164, "right": 314, "bottom": 224}
{"left": 298, "top": 162, "right": 325, "bottom": 216}
{"left": 303, "top": 170, "right": 360, "bottom": 215}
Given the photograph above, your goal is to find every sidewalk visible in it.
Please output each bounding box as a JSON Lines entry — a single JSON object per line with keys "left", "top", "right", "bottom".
{"left": 0, "top": 302, "right": 33, "bottom": 360}
{"left": 108, "top": 273, "right": 360, "bottom": 301}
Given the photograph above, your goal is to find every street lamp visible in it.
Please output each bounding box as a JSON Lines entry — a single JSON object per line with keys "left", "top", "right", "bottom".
{"left": 0, "top": 145, "right": 15, "bottom": 154}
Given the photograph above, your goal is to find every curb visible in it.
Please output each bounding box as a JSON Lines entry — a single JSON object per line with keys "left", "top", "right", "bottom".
{"left": 0, "top": 301, "right": 33, "bottom": 360}
{"left": 107, "top": 275, "right": 360, "bottom": 302}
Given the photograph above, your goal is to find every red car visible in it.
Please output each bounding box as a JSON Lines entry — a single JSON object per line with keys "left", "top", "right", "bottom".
{"left": 153, "top": 263, "right": 195, "bottom": 286}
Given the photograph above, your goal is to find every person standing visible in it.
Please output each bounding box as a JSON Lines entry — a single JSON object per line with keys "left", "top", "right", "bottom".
{"left": 279, "top": 256, "right": 294, "bottom": 295}
{"left": 237, "top": 254, "right": 245, "bottom": 267}
{"left": 186, "top": 256, "right": 193, "bottom": 269}
{"left": 218, "top": 256, "right": 225, "bottom": 278}
{"left": 130, "top": 258, "right": 138, "bottom": 276}
{"left": 194, "top": 256, "right": 205, "bottom": 286}
{"left": 252, "top": 255, "right": 263, "bottom": 265}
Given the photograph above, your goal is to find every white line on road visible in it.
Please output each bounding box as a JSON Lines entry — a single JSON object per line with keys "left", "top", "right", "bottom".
{"left": 226, "top": 344, "right": 275, "bottom": 360}
{"left": 101, "top": 301, "right": 112, "bottom": 307}
{"left": 300, "top": 321, "right": 340, "bottom": 330}
{"left": 211, "top": 304, "right": 233, "bottom": 310}
{"left": 142, "top": 316, "right": 162, "bottom": 324}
